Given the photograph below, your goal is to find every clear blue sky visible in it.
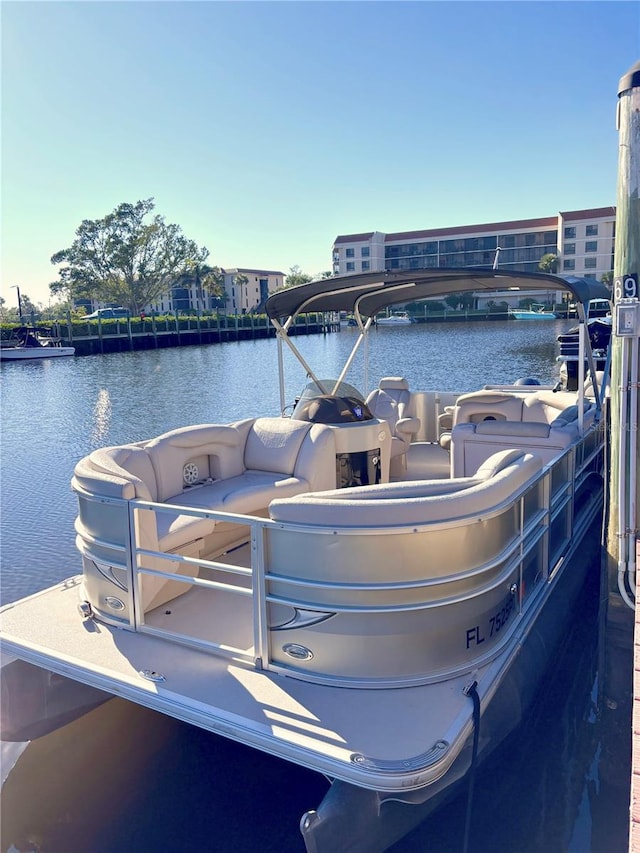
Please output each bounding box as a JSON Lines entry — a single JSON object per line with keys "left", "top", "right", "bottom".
{"left": 2, "top": 1, "right": 639, "bottom": 307}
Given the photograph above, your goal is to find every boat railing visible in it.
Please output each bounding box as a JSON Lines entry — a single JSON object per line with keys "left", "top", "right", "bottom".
{"left": 110, "top": 429, "right": 603, "bottom": 684}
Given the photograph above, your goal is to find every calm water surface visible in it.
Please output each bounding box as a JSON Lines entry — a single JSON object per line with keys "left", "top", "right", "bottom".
{"left": 0, "top": 320, "right": 629, "bottom": 852}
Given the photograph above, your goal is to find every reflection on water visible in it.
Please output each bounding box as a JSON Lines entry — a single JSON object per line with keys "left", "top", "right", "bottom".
{"left": 0, "top": 321, "right": 629, "bottom": 852}
{"left": 91, "top": 388, "right": 112, "bottom": 444}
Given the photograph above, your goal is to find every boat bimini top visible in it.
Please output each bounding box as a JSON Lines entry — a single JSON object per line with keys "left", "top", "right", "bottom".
{"left": 265, "top": 268, "right": 612, "bottom": 420}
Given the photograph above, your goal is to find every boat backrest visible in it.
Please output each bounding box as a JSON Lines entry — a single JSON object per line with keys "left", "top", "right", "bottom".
{"left": 452, "top": 390, "right": 524, "bottom": 425}
{"left": 366, "top": 378, "right": 417, "bottom": 433}
{"left": 73, "top": 444, "right": 159, "bottom": 501}
{"left": 365, "top": 378, "right": 421, "bottom": 471}
{"left": 242, "top": 417, "right": 314, "bottom": 475}
{"left": 146, "top": 424, "right": 246, "bottom": 501}
{"left": 269, "top": 449, "right": 541, "bottom": 528}
{"left": 73, "top": 417, "right": 339, "bottom": 505}
{"left": 521, "top": 391, "right": 584, "bottom": 424}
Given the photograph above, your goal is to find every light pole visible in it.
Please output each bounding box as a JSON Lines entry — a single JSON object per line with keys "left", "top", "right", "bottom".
{"left": 11, "top": 285, "right": 23, "bottom": 321}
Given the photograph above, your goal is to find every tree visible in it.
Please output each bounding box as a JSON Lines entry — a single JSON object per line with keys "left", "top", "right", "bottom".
{"left": 601, "top": 270, "right": 614, "bottom": 287}
{"left": 180, "top": 263, "right": 227, "bottom": 312}
{"left": 234, "top": 273, "right": 249, "bottom": 313}
{"left": 459, "top": 292, "right": 476, "bottom": 311}
{"left": 538, "top": 253, "right": 559, "bottom": 274}
{"left": 285, "top": 265, "right": 313, "bottom": 288}
{"left": 3, "top": 291, "right": 40, "bottom": 321}
{"left": 49, "top": 199, "right": 209, "bottom": 315}
{"left": 200, "top": 265, "right": 227, "bottom": 311}
{"left": 444, "top": 294, "right": 462, "bottom": 310}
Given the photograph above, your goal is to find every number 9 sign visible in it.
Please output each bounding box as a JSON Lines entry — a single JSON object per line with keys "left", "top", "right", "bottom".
{"left": 614, "top": 273, "right": 638, "bottom": 302}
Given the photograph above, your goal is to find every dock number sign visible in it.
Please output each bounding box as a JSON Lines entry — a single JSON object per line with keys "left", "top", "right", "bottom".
{"left": 614, "top": 273, "right": 638, "bottom": 302}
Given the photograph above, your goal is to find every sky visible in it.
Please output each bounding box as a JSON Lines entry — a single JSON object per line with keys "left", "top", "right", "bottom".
{"left": 2, "top": 1, "right": 639, "bottom": 308}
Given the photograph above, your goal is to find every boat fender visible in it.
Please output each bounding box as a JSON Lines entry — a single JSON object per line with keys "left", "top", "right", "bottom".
{"left": 462, "top": 680, "right": 481, "bottom": 853}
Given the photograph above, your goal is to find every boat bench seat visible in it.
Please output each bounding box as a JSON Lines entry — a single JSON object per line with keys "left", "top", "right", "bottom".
{"left": 73, "top": 417, "right": 337, "bottom": 612}
{"left": 144, "top": 418, "right": 337, "bottom": 549}
{"left": 269, "top": 448, "right": 541, "bottom": 528}
{"left": 450, "top": 390, "right": 595, "bottom": 477}
{"left": 75, "top": 416, "right": 337, "bottom": 547}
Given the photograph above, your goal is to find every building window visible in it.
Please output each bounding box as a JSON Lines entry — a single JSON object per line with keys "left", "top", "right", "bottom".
{"left": 362, "top": 260, "right": 370, "bottom": 271}
{"left": 564, "top": 227, "right": 576, "bottom": 239}
{"left": 563, "top": 259, "right": 575, "bottom": 271}
{"left": 564, "top": 243, "right": 575, "bottom": 255}
{"left": 586, "top": 224, "right": 598, "bottom": 236}
{"left": 345, "top": 248, "right": 355, "bottom": 258}
{"left": 584, "top": 257, "right": 597, "bottom": 269}
{"left": 361, "top": 247, "right": 370, "bottom": 258}
{"left": 585, "top": 241, "right": 598, "bottom": 253}
{"left": 346, "top": 262, "right": 355, "bottom": 272}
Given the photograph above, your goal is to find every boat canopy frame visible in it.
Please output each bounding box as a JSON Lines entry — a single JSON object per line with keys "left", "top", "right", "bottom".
{"left": 265, "top": 268, "right": 611, "bottom": 419}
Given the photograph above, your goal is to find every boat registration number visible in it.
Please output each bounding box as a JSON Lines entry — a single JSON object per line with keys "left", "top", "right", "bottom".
{"left": 465, "top": 595, "right": 516, "bottom": 649}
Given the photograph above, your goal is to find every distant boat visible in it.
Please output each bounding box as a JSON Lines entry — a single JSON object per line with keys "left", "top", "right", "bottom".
{"left": 340, "top": 313, "right": 358, "bottom": 327}
{"left": 509, "top": 304, "right": 557, "bottom": 320}
{"left": 376, "top": 311, "right": 413, "bottom": 326}
{"left": 587, "top": 298, "right": 611, "bottom": 318}
{"left": 0, "top": 327, "right": 75, "bottom": 360}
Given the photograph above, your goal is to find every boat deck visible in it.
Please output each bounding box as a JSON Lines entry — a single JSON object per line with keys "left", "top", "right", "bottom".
{"left": 0, "top": 574, "right": 494, "bottom": 794}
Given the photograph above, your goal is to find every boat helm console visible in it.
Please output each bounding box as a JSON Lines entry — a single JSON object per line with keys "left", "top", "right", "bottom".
{"left": 292, "top": 379, "right": 382, "bottom": 487}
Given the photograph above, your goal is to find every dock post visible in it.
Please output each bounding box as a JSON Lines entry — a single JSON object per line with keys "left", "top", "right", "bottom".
{"left": 607, "top": 60, "right": 640, "bottom": 586}
{"left": 602, "top": 60, "right": 640, "bottom": 849}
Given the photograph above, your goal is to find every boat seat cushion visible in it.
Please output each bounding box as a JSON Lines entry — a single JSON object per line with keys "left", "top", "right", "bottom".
{"left": 521, "top": 391, "right": 589, "bottom": 424}
{"left": 269, "top": 450, "right": 541, "bottom": 528}
{"left": 157, "top": 471, "right": 311, "bottom": 552}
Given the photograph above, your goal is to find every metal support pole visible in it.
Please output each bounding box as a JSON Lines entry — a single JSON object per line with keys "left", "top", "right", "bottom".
{"left": 603, "top": 62, "right": 640, "bottom": 853}
{"left": 607, "top": 60, "right": 640, "bottom": 602}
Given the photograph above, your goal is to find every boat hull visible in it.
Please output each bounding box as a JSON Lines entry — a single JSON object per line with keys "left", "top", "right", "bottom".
{"left": 509, "top": 311, "right": 557, "bottom": 320}
{"left": 0, "top": 347, "right": 75, "bottom": 360}
{"left": 301, "top": 517, "right": 603, "bottom": 851}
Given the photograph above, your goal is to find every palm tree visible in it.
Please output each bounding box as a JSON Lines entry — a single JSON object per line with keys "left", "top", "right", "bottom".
{"left": 234, "top": 274, "right": 249, "bottom": 314}
{"left": 538, "top": 254, "right": 559, "bottom": 274}
{"left": 200, "top": 266, "right": 227, "bottom": 312}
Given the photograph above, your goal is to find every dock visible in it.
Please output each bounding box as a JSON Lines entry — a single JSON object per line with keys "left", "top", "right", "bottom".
{"left": 2, "top": 314, "right": 339, "bottom": 357}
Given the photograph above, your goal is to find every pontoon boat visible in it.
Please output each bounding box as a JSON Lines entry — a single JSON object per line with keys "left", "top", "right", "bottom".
{"left": 0, "top": 268, "right": 611, "bottom": 851}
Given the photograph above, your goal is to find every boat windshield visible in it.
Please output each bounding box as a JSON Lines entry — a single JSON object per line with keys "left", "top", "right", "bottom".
{"left": 295, "top": 379, "right": 364, "bottom": 404}
{"left": 292, "top": 379, "right": 373, "bottom": 424}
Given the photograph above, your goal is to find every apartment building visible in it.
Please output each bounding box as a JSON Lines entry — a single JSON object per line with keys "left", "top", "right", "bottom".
{"left": 151, "top": 267, "right": 285, "bottom": 315}
{"left": 221, "top": 269, "right": 285, "bottom": 314}
{"left": 332, "top": 207, "right": 616, "bottom": 284}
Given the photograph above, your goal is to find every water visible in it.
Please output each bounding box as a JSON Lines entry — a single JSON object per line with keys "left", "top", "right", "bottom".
{"left": 0, "top": 320, "right": 629, "bottom": 852}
